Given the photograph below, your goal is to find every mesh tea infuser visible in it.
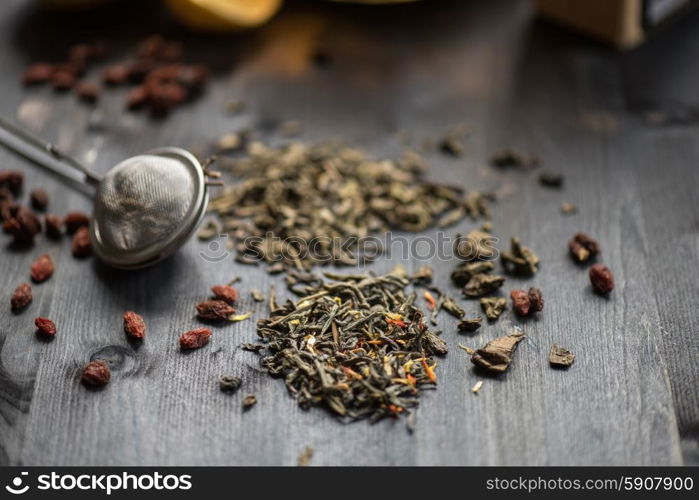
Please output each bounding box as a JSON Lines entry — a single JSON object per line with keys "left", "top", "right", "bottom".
{"left": 0, "top": 116, "right": 217, "bottom": 269}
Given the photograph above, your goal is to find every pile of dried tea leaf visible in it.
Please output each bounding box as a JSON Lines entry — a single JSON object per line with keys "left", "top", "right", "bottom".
{"left": 255, "top": 271, "right": 447, "bottom": 421}
{"left": 206, "top": 142, "right": 491, "bottom": 270}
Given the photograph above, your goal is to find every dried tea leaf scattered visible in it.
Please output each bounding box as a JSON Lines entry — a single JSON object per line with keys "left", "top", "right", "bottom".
{"left": 569, "top": 232, "right": 600, "bottom": 263}
{"left": 257, "top": 271, "right": 446, "bottom": 421}
{"left": 207, "top": 142, "right": 489, "bottom": 271}
{"left": 179, "top": 328, "right": 212, "bottom": 350}
{"left": 589, "top": 264, "right": 614, "bottom": 294}
{"left": 480, "top": 297, "right": 506, "bottom": 320}
{"left": 241, "top": 343, "right": 265, "bottom": 352}
{"left": 458, "top": 316, "right": 483, "bottom": 333}
{"left": 451, "top": 260, "right": 494, "bottom": 286}
{"left": 501, "top": 237, "right": 539, "bottom": 275}
{"left": 538, "top": 171, "right": 563, "bottom": 188}
{"left": 81, "top": 360, "right": 111, "bottom": 387}
{"left": 463, "top": 273, "right": 505, "bottom": 298}
{"left": 490, "top": 150, "right": 539, "bottom": 168}
{"left": 297, "top": 446, "right": 314, "bottom": 467}
{"left": 123, "top": 311, "right": 146, "bottom": 340}
{"left": 455, "top": 230, "right": 497, "bottom": 261}
{"left": 251, "top": 289, "right": 265, "bottom": 302}
{"left": 11, "top": 283, "right": 32, "bottom": 311}
{"left": 471, "top": 330, "right": 525, "bottom": 374}
{"left": 35, "top": 317, "right": 56, "bottom": 338}
{"left": 30, "top": 254, "right": 54, "bottom": 283}
{"left": 219, "top": 374, "right": 242, "bottom": 393}
{"left": 549, "top": 344, "right": 575, "bottom": 367}
{"left": 229, "top": 312, "right": 252, "bottom": 322}
{"left": 471, "top": 380, "right": 484, "bottom": 394}
{"left": 410, "top": 265, "right": 433, "bottom": 285}
{"left": 242, "top": 394, "right": 257, "bottom": 410}
{"left": 458, "top": 344, "right": 475, "bottom": 355}
{"left": 561, "top": 202, "right": 577, "bottom": 215}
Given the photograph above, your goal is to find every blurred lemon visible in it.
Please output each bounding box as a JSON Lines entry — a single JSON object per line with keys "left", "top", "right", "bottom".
{"left": 165, "top": 0, "right": 283, "bottom": 31}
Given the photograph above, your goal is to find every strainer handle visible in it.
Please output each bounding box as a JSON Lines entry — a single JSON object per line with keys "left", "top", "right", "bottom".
{"left": 0, "top": 115, "right": 102, "bottom": 187}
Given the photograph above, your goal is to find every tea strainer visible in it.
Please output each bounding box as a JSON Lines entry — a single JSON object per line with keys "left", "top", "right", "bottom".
{"left": 0, "top": 116, "right": 218, "bottom": 269}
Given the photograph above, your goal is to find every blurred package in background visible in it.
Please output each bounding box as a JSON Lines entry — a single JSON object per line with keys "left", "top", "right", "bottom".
{"left": 536, "top": 0, "right": 697, "bottom": 48}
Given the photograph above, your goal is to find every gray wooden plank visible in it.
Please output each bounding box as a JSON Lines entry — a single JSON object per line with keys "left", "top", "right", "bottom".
{"left": 0, "top": 0, "right": 695, "bottom": 466}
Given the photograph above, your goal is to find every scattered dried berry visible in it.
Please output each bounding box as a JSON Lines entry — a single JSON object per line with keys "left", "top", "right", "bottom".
{"left": 510, "top": 289, "right": 531, "bottom": 316}
{"left": 103, "top": 64, "right": 130, "bottom": 85}
{"left": 549, "top": 344, "right": 575, "bottom": 368}
{"left": 480, "top": 296, "right": 506, "bottom": 320}
{"left": 471, "top": 330, "right": 525, "bottom": 374}
{"left": 11, "top": 283, "right": 32, "bottom": 311}
{"left": 179, "top": 327, "right": 212, "bottom": 350}
{"left": 30, "top": 254, "right": 54, "bottom": 283}
{"left": 242, "top": 394, "right": 257, "bottom": 410}
{"left": 21, "top": 63, "right": 54, "bottom": 86}
{"left": 123, "top": 311, "right": 146, "bottom": 340}
{"left": 44, "top": 214, "right": 63, "bottom": 238}
{"left": 457, "top": 316, "right": 483, "bottom": 333}
{"left": 589, "top": 264, "right": 614, "bottom": 294}
{"left": 71, "top": 226, "right": 92, "bottom": 258}
{"left": 81, "top": 360, "right": 111, "bottom": 387}
{"left": 510, "top": 287, "right": 544, "bottom": 316}
{"left": 126, "top": 86, "right": 149, "bottom": 109}
{"left": 219, "top": 374, "right": 242, "bottom": 393}
{"left": 211, "top": 284, "right": 238, "bottom": 304}
{"left": 0, "top": 170, "right": 23, "bottom": 195}
{"left": 51, "top": 68, "right": 76, "bottom": 91}
{"left": 63, "top": 211, "right": 89, "bottom": 234}
{"left": 4, "top": 206, "right": 41, "bottom": 245}
{"left": 35, "top": 317, "right": 56, "bottom": 338}
{"left": 75, "top": 81, "right": 100, "bottom": 102}
{"left": 527, "top": 287, "right": 544, "bottom": 312}
{"left": 30, "top": 189, "right": 49, "bottom": 211}
{"left": 196, "top": 300, "right": 235, "bottom": 322}
{"left": 569, "top": 232, "right": 600, "bottom": 263}
{"left": 501, "top": 237, "right": 539, "bottom": 275}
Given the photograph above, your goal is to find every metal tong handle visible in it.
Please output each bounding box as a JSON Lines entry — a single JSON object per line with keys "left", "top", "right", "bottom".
{"left": 0, "top": 115, "right": 103, "bottom": 187}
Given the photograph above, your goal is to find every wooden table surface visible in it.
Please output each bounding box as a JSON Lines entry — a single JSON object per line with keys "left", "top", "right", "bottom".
{"left": 0, "top": 0, "right": 697, "bottom": 466}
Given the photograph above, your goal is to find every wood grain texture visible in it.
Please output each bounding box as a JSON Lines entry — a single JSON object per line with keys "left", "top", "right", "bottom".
{"left": 0, "top": 0, "right": 696, "bottom": 466}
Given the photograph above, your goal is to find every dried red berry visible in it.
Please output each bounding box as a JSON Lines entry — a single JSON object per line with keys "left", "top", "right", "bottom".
{"left": 4, "top": 206, "right": 41, "bottom": 245}
{"left": 126, "top": 85, "right": 149, "bottom": 110}
{"left": 11, "top": 283, "right": 32, "bottom": 311}
{"left": 510, "top": 289, "right": 530, "bottom": 316}
{"left": 149, "top": 82, "right": 188, "bottom": 115}
{"left": 35, "top": 317, "right": 56, "bottom": 338}
{"left": 123, "top": 311, "right": 146, "bottom": 340}
{"left": 179, "top": 328, "right": 212, "bottom": 350}
{"left": 0, "top": 170, "right": 24, "bottom": 195}
{"left": 71, "top": 226, "right": 92, "bottom": 258}
{"left": 51, "top": 69, "right": 77, "bottom": 91}
{"left": 30, "top": 188, "right": 49, "bottom": 211}
{"left": 21, "top": 63, "right": 54, "bottom": 86}
{"left": 75, "top": 81, "right": 100, "bottom": 103}
{"left": 527, "top": 287, "right": 544, "bottom": 312}
{"left": 103, "top": 64, "right": 130, "bottom": 85}
{"left": 211, "top": 284, "right": 238, "bottom": 304}
{"left": 196, "top": 300, "right": 235, "bottom": 321}
{"left": 44, "top": 214, "right": 63, "bottom": 238}
{"left": 589, "top": 264, "right": 614, "bottom": 294}
{"left": 81, "top": 360, "right": 111, "bottom": 387}
{"left": 63, "top": 211, "right": 89, "bottom": 234}
{"left": 31, "top": 254, "right": 54, "bottom": 283}
{"left": 569, "top": 232, "right": 600, "bottom": 263}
